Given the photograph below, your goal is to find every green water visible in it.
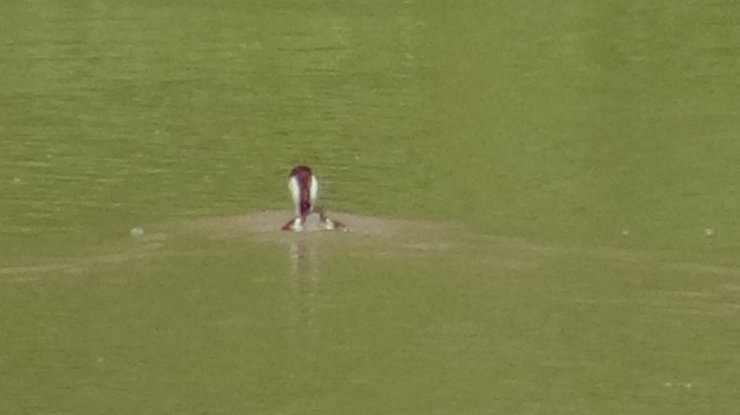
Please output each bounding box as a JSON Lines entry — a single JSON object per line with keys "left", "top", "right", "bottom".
{"left": 2, "top": 1, "right": 740, "bottom": 414}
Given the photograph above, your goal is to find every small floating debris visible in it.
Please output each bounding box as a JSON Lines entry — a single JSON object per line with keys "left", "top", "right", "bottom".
{"left": 621, "top": 229, "right": 630, "bottom": 237}
{"left": 130, "top": 227, "right": 145, "bottom": 237}
{"left": 704, "top": 228, "right": 715, "bottom": 237}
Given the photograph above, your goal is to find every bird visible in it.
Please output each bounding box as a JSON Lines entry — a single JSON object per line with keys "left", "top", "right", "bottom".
{"left": 282, "top": 165, "right": 344, "bottom": 232}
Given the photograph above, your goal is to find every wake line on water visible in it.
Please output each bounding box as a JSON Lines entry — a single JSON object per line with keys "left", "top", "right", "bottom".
{"left": 2, "top": 210, "right": 738, "bottom": 284}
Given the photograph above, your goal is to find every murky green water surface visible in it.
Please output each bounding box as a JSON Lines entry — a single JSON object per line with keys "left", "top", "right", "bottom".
{"left": 2, "top": 1, "right": 740, "bottom": 414}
